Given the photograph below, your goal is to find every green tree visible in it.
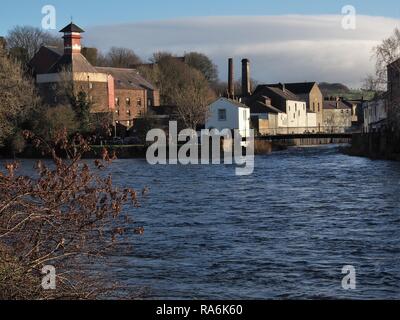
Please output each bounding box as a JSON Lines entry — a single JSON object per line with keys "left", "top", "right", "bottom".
{"left": 72, "top": 92, "right": 92, "bottom": 134}
{"left": 184, "top": 52, "right": 219, "bottom": 83}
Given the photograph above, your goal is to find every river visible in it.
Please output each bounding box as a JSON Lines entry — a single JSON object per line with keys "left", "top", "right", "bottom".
{"left": 5, "top": 145, "right": 400, "bottom": 299}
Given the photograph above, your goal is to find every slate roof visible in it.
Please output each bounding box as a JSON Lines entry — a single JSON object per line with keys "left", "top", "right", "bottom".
{"left": 95, "top": 67, "right": 156, "bottom": 90}
{"left": 60, "top": 23, "right": 85, "bottom": 33}
{"left": 47, "top": 53, "right": 99, "bottom": 74}
{"left": 247, "top": 96, "right": 283, "bottom": 114}
{"left": 323, "top": 100, "right": 352, "bottom": 110}
{"left": 253, "top": 85, "right": 302, "bottom": 101}
{"left": 274, "top": 82, "right": 316, "bottom": 94}
{"left": 29, "top": 46, "right": 63, "bottom": 74}
{"left": 212, "top": 97, "right": 249, "bottom": 109}
{"left": 264, "top": 86, "right": 302, "bottom": 101}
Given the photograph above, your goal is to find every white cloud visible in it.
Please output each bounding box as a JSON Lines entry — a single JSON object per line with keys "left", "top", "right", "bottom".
{"left": 84, "top": 15, "right": 400, "bottom": 87}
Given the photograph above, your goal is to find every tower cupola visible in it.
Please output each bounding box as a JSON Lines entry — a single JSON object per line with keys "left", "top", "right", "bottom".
{"left": 60, "top": 23, "right": 85, "bottom": 55}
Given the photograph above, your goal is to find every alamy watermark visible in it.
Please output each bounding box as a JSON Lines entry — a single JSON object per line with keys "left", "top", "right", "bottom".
{"left": 41, "top": 265, "right": 56, "bottom": 290}
{"left": 146, "top": 122, "right": 255, "bottom": 176}
{"left": 41, "top": 5, "right": 56, "bottom": 30}
{"left": 341, "top": 5, "right": 357, "bottom": 30}
{"left": 342, "top": 265, "right": 356, "bottom": 290}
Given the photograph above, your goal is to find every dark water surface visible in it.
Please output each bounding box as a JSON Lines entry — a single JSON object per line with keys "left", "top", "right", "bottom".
{"left": 7, "top": 145, "right": 400, "bottom": 299}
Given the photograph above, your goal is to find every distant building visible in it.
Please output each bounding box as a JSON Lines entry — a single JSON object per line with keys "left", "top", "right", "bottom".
{"left": 247, "top": 96, "right": 288, "bottom": 136}
{"left": 206, "top": 97, "right": 251, "bottom": 138}
{"left": 268, "top": 82, "right": 324, "bottom": 131}
{"left": 323, "top": 98, "right": 352, "bottom": 133}
{"left": 342, "top": 98, "right": 365, "bottom": 125}
{"left": 29, "top": 22, "right": 160, "bottom": 128}
{"left": 363, "top": 95, "right": 388, "bottom": 133}
{"left": 247, "top": 83, "right": 316, "bottom": 135}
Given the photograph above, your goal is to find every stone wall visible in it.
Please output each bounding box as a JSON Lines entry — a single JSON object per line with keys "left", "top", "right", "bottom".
{"left": 347, "top": 132, "right": 400, "bottom": 160}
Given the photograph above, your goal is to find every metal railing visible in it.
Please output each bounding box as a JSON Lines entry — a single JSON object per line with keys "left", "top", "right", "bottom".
{"left": 258, "top": 126, "right": 354, "bottom": 136}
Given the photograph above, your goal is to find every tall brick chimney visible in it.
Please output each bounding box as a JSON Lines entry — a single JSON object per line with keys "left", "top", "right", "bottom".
{"left": 242, "top": 58, "right": 251, "bottom": 97}
{"left": 228, "top": 58, "right": 234, "bottom": 98}
{"left": 60, "top": 23, "right": 85, "bottom": 55}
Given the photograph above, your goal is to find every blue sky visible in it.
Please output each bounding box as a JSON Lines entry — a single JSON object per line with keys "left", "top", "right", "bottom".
{"left": 1, "top": 1, "right": 400, "bottom": 87}
{"left": 1, "top": 0, "right": 400, "bottom": 34}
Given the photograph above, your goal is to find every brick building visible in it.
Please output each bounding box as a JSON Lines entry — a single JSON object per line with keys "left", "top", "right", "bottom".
{"left": 30, "top": 22, "right": 160, "bottom": 128}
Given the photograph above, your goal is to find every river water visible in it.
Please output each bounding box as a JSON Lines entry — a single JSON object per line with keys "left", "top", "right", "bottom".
{"left": 6, "top": 145, "right": 400, "bottom": 299}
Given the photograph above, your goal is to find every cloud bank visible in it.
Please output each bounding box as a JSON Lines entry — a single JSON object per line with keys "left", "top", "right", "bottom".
{"left": 85, "top": 15, "right": 400, "bottom": 87}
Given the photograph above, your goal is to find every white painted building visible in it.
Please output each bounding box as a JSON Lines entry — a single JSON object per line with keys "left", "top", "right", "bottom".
{"left": 286, "top": 100, "right": 308, "bottom": 129}
{"left": 248, "top": 85, "right": 317, "bottom": 134}
{"left": 306, "top": 112, "right": 317, "bottom": 131}
{"left": 206, "top": 97, "right": 251, "bottom": 138}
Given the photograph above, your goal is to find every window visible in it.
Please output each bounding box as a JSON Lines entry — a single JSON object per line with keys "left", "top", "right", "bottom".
{"left": 318, "top": 103, "right": 320, "bottom": 112}
{"left": 116, "top": 110, "right": 120, "bottom": 115}
{"left": 126, "top": 98, "right": 131, "bottom": 106}
{"left": 148, "top": 99, "right": 152, "bottom": 107}
{"left": 115, "top": 98, "right": 120, "bottom": 106}
{"left": 218, "top": 109, "right": 227, "bottom": 121}
{"left": 127, "top": 109, "right": 131, "bottom": 116}
{"left": 243, "top": 110, "right": 247, "bottom": 121}
{"left": 137, "top": 98, "right": 142, "bottom": 107}
{"left": 127, "top": 121, "right": 131, "bottom": 127}
{"left": 294, "top": 113, "right": 296, "bottom": 119}
{"left": 313, "top": 102, "right": 315, "bottom": 111}
{"left": 89, "top": 83, "right": 93, "bottom": 89}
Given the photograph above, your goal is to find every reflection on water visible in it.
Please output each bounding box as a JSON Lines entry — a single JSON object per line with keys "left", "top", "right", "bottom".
{"left": 6, "top": 145, "right": 400, "bottom": 299}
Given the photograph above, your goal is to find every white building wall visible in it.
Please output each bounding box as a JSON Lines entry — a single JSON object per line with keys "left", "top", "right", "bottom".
{"left": 286, "top": 100, "right": 308, "bottom": 132}
{"left": 206, "top": 98, "right": 251, "bottom": 137}
{"left": 306, "top": 113, "right": 317, "bottom": 129}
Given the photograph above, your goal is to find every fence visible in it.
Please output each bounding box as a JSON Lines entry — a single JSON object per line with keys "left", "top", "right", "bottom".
{"left": 258, "top": 126, "right": 355, "bottom": 136}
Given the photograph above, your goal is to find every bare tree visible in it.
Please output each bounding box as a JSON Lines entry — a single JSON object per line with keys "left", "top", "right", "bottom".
{"left": 368, "top": 28, "right": 400, "bottom": 134}
{"left": 173, "top": 68, "right": 215, "bottom": 130}
{"left": 138, "top": 53, "right": 215, "bottom": 128}
{"left": 372, "top": 28, "right": 400, "bottom": 89}
{"left": 97, "top": 47, "right": 142, "bottom": 68}
{"left": 0, "top": 44, "right": 39, "bottom": 146}
{"left": 6, "top": 26, "right": 62, "bottom": 64}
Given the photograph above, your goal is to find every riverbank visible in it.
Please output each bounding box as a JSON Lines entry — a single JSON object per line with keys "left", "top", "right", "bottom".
{"left": 343, "top": 132, "right": 400, "bottom": 161}
{"left": 0, "top": 138, "right": 350, "bottom": 159}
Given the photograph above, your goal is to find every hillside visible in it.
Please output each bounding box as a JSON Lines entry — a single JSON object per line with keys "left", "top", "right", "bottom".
{"left": 319, "top": 82, "right": 375, "bottom": 100}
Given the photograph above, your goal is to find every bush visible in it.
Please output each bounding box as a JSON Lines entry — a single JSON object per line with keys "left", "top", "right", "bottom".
{"left": 0, "top": 130, "right": 146, "bottom": 300}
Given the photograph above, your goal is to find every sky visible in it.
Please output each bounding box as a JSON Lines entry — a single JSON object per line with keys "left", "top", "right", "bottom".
{"left": 1, "top": 0, "right": 400, "bottom": 87}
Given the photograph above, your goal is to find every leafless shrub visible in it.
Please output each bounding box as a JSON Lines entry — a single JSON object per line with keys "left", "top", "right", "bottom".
{"left": 0, "top": 130, "right": 145, "bottom": 299}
